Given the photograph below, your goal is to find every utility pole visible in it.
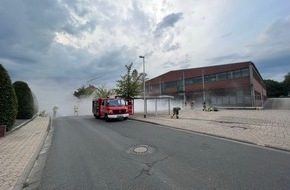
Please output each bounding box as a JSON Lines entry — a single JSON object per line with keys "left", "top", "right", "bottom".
{"left": 202, "top": 68, "right": 205, "bottom": 101}
{"left": 139, "top": 56, "right": 146, "bottom": 118}
{"left": 183, "top": 71, "right": 186, "bottom": 106}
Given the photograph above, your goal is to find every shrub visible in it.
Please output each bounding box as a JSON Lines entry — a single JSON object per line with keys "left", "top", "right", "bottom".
{"left": 32, "top": 92, "right": 39, "bottom": 115}
{"left": 13, "top": 81, "right": 34, "bottom": 119}
{"left": 0, "top": 64, "right": 18, "bottom": 131}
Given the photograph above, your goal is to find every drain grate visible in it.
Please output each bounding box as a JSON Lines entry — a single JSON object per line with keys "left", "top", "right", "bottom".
{"left": 127, "top": 145, "right": 154, "bottom": 155}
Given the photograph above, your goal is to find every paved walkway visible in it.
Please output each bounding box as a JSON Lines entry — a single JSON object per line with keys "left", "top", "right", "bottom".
{"left": 0, "top": 116, "right": 49, "bottom": 190}
{"left": 130, "top": 109, "right": 290, "bottom": 152}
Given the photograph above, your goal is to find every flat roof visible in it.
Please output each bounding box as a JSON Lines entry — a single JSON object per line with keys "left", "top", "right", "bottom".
{"left": 147, "top": 61, "right": 264, "bottom": 82}
{"left": 133, "top": 95, "right": 174, "bottom": 100}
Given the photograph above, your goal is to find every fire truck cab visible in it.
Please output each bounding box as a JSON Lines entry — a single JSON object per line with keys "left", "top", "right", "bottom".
{"left": 92, "top": 97, "right": 129, "bottom": 121}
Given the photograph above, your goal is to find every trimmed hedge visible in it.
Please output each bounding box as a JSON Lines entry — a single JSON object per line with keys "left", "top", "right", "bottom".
{"left": 32, "top": 92, "right": 39, "bottom": 115}
{"left": 13, "top": 81, "right": 34, "bottom": 119}
{"left": 0, "top": 64, "right": 18, "bottom": 131}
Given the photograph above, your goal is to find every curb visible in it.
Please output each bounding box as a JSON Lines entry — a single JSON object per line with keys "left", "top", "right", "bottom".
{"left": 13, "top": 116, "right": 52, "bottom": 190}
{"left": 129, "top": 117, "right": 290, "bottom": 153}
{"left": 23, "top": 117, "right": 55, "bottom": 190}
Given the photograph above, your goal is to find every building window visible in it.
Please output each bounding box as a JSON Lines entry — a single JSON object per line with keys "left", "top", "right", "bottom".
{"left": 161, "top": 82, "right": 166, "bottom": 94}
{"left": 216, "top": 73, "right": 221, "bottom": 81}
{"left": 166, "top": 81, "right": 177, "bottom": 88}
{"left": 186, "top": 76, "right": 202, "bottom": 85}
{"left": 220, "top": 72, "right": 227, "bottom": 80}
{"left": 145, "top": 86, "right": 149, "bottom": 91}
{"left": 204, "top": 75, "right": 210, "bottom": 82}
{"left": 210, "top": 74, "right": 216, "bottom": 82}
{"left": 185, "top": 78, "right": 193, "bottom": 85}
{"left": 151, "top": 84, "right": 159, "bottom": 90}
{"left": 228, "top": 71, "right": 233, "bottom": 79}
{"left": 234, "top": 70, "right": 241, "bottom": 78}
{"left": 177, "top": 78, "right": 184, "bottom": 92}
{"left": 241, "top": 68, "right": 249, "bottom": 77}
{"left": 194, "top": 76, "right": 202, "bottom": 83}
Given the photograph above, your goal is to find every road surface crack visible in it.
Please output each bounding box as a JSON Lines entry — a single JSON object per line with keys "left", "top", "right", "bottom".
{"left": 134, "top": 154, "right": 175, "bottom": 180}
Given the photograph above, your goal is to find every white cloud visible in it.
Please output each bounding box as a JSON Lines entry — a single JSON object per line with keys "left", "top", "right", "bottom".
{"left": 250, "top": 17, "right": 290, "bottom": 58}
{"left": 1, "top": 0, "right": 290, "bottom": 111}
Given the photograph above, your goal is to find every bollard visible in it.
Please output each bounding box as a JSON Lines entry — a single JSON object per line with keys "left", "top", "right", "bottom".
{"left": 0, "top": 125, "right": 6, "bottom": 137}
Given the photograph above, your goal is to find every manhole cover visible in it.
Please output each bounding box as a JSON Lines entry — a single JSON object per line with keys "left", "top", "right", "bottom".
{"left": 133, "top": 146, "right": 148, "bottom": 153}
{"left": 127, "top": 145, "right": 154, "bottom": 155}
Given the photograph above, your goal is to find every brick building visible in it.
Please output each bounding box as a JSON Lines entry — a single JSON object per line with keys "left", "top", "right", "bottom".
{"left": 145, "top": 61, "right": 266, "bottom": 107}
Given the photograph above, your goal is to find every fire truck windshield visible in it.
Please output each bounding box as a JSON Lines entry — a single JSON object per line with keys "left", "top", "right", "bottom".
{"left": 107, "top": 99, "right": 126, "bottom": 106}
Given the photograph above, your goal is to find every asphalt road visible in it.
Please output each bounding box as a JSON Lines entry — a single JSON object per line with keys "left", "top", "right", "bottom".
{"left": 38, "top": 116, "right": 290, "bottom": 190}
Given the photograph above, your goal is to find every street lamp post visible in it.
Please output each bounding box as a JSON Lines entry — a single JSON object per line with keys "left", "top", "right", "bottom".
{"left": 139, "top": 55, "right": 146, "bottom": 118}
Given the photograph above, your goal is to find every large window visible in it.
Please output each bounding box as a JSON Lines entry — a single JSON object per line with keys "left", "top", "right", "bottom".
{"left": 161, "top": 82, "right": 166, "bottom": 94}
{"left": 241, "top": 68, "right": 249, "bottom": 77}
{"left": 194, "top": 76, "right": 202, "bottom": 83}
{"left": 216, "top": 73, "right": 221, "bottom": 81}
{"left": 186, "top": 76, "right": 202, "bottom": 84}
{"left": 228, "top": 71, "right": 233, "bottom": 79}
{"left": 166, "top": 81, "right": 177, "bottom": 88}
{"left": 210, "top": 74, "right": 216, "bottom": 82}
{"left": 185, "top": 78, "right": 193, "bottom": 85}
{"left": 234, "top": 70, "right": 241, "bottom": 78}
{"left": 177, "top": 78, "right": 184, "bottom": 92}
{"left": 151, "top": 84, "right": 159, "bottom": 90}
{"left": 220, "top": 72, "right": 227, "bottom": 80}
{"left": 204, "top": 75, "right": 210, "bottom": 82}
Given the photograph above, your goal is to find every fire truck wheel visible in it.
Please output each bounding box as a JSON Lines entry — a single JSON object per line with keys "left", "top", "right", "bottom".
{"left": 124, "top": 117, "right": 128, "bottom": 120}
{"left": 94, "top": 114, "right": 100, "bottom": 119}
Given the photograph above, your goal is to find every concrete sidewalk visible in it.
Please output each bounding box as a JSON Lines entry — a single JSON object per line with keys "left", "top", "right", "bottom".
{"left": 0, "top": 116, "right": 50, "bottom": 190}
{"left": 130, "top": 109, "right": 290, "bottom": 152}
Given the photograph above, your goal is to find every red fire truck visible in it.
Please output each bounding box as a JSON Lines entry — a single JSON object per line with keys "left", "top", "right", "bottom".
{"left": 92, "top": 97, "right": 132, "bottom": 121}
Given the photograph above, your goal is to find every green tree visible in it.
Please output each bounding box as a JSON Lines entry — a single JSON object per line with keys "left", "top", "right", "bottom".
{"left": 93, "top": 85, "right": 115, "bottom": 98}
{"left": 0, "top": 64, "right": 18, "bottom": 131}
{"left": 283, "top": 72, "right": 290, "bottom": 95}
{"left": 264, "top": 79, "right": 287, "bottom": 98}
{"left": 73, "top": 84, "right": 96, "bottom": 99}
{"left": 116, "top": 63, "right": 144, "bottom": 98}
{"left": 13, "top": 81, "right": 34, "bottom": 119}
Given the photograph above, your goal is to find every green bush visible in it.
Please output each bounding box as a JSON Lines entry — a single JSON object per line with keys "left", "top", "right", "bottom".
{"left": 13, "top": 81, "right": 34, "bottom": 119}
{"left": 0, "top": 64, "right": 18, "bottom": 131}
{"left": 32, "top": 92, "right": 39, "bottom": 115}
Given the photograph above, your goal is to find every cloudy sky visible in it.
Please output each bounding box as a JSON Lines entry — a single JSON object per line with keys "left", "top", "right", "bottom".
{"left": 1, "top": 0, "right": 290, "bottom": 112}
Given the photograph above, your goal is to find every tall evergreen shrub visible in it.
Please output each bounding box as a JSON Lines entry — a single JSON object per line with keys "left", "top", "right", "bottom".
{"left": 0, "top": 64, "right": 18, "bottom": 130}
{"left": 13, "top": 81, "right": 34, "bottom": 119}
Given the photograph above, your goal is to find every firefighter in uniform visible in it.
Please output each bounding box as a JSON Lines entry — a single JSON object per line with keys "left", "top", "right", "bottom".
{"left": 171, "top": 107, "right": 181, "bottom": 119}
{"left": 203, "top": 101, "right": 206, "bottom": 111}
{"left": 53, "top": 106, "right": 58, "bottom": 117}
{"left": 74, "top": 105, "right": 78, "bottom": 116}
{"left": 190, "top": 101, "right": 195, "bottom": 110}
